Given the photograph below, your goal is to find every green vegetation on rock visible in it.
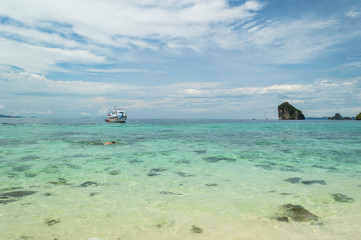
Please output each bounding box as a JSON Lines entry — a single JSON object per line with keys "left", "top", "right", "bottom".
{"left": 356, "top": 113, "right": 361, "bottom": 120}
{"left": 278, "top": 102, "right": 305, "bottom": 120}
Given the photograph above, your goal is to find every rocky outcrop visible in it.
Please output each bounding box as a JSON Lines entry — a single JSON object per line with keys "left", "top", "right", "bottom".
{"left": 278, "top": 102, "right": 305, "bottom": 120}
{"left": 356, "top": 113, "right": 361, "bottom": 120}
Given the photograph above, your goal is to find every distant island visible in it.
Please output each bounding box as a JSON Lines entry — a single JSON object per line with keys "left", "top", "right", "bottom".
{"left": 0, "top": 114, "right": 22, "bottom": 118}
{"left": 278, "top": 102, "right": 305, "bottom": 120}
{"left": 328, "top": 113, "right": 353, "bottom": 120}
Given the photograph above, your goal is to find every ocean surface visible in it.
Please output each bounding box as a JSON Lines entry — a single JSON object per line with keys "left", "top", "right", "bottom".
{"left": 0, "top": 118, "right": 360, "bottom": 240}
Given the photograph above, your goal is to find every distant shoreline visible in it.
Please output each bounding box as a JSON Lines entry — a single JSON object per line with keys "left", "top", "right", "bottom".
{"left": 0, "top": 114, "right": 22, "bottom": 118}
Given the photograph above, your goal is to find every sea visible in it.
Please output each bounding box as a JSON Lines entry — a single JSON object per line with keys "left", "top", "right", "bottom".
{"left": 0, "top": 118, "right": 360, "bottom": 240}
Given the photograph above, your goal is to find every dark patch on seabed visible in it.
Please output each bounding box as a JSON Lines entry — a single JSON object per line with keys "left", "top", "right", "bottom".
{"left": 159, "top": 191, "right": 183, "bottom": 195}
{"left": 147, "top": 168, "right": 168, "bottom": 176}
{"left": 107, "top": 168, "right": 121, "bottom": 175}
{"left": 175, "top": 159, "right": 190, "bottom": 164}
{"left": 284, "top": 177, "right": 327, "bottom": 185}
{"left": 129, "top": 159, "right": 144, "bottom": 164}
{"left": 205, "top": 183, "right": 218, "bottom": 187}
{"left": 176, "top": 172, "right": 194, "bottom": 177}
{"left": 204, "top": 156, "right": 236, "bottom": 163}
{"left": 45, "top": 218, "right": 61, "bottom": 226}
{"left": 194, "top": 150, "right": 207, "bottom": 154}
{"left": 25, "top": 172, "right": 37, "bottom": 178}
{"left": 48, "top": 178, "right": 73, "bottom": 186}
{"left": 80, "top": 181, "right": 98, "bottom": 187}
{"left": 275, "top": 204, "right": 320, "bottom": 224}
{"left": 332, "top": 193, "right": 354, "bottom": 203}
{"left": 279, "top": 165, "right": 300, "bottom": 172}
{"left": 255, "top": 164, "right": 274, "bottom": 170}
{"left": 255, "top": 161, "right": 302, "bottom": 172}
{"left": 191, "top": 225, "right": 203, "bottom": 234}
{"left": 312, "top": 164, "right": 338, "bottom": 171}
{"left": 301, "top": 180, "right": 327, "bottom": 185}
{"left": 12, "top": 165, "right": 31, "bottom": 172}
{"left": 284, "top": 177, "right": 302, "bottom": 184}
{"left": 0, "top": 190, "right": 37, "bottom": 204}
{"left": 20, "top": 155, "right": 40, "bottom": 161}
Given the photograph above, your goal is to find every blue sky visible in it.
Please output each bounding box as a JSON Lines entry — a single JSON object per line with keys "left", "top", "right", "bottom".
{"left": 1, "top": 0, "right": 361, "bottom": 119}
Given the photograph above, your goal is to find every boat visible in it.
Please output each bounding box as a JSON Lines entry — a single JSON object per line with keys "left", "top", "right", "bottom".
{"left": 105, "top": 107, "right": 127, "bottom": 123}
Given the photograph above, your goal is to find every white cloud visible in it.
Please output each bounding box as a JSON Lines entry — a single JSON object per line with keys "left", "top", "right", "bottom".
{"left": 0, "top": 0, "right": 268, "bottom": 73}
{"left": 260, "top": 84, "right": 311, "bottom": 94}
{"left": 0, "top": 36, "right": 105, "bottom": 73}
{"left": 86, "top": 68, "right": 152, "bottom": 73}
{"left": 347, "top": 9, "right": 360, "bottom": 18}
{"left": 1, "top": 69, "right": 360, "bottom": 118}
{"left": 0, "top": 71, "right": 131, "bottom": 96}
{"left": 0, "top": 0, "right": 357, "bottom": 74}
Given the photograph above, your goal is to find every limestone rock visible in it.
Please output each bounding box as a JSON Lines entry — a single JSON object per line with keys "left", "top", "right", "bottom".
{"left": 356, "top": 112, "right": 361, "bottom": 120}
{"left": 278, "top": 102, "right": 305, "bottom": 120}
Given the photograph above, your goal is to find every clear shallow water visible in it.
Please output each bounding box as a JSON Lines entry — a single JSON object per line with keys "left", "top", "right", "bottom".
{"left": 0, "top": 118, "right": 360, "bottom": 240}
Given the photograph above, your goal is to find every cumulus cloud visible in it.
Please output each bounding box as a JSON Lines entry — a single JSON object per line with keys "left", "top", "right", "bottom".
{"left": 0, "top": 0, "right": 357, "bottom": 73}
{"left": 1, "top": 70, "right": 360, "bottom": 118}
{"left": 86, "top": 68, "right": 153, "bottom": 73}
{"left": 0, "top": 71, "right": 131, "bottom": 96}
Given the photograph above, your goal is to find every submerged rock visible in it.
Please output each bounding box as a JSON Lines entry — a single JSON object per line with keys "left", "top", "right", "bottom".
{"left": 191, "top": 225, "right": 203, "bottom": 234}
{"left": 129, "top": 159, "right": 144, "bottom": 164}
{"left": 25, "top": 172, "right": 37, "bottom": 178}
{"left": 301, "top": 180, "right": 327, "bottom": 185}
{"left": 204, "top": 156, "right": 236, "bottom": 163}
{"left": 150, "top": 168, "right": 168, "bottom": 172}
{"left": 20, "top": 155, "right": 40, "bottom": 161}
{"left": 80, "top": 181, "right": 98, "bottom": 187}
{"left": 175, "top": 159, "right": 190, "bottom": 164}
{"left": 45, "top": 218, "right": 61, "bottom": 226}
{"left": 194, "top": 150, "right": 207, "bottom": 154}
{"left": 176, "top": 172, "right": 194, "bottom": 177}
{"left": 48, "top": 178, "right": 73, "bottom": 185}
{"left": 108, "top": 169, "right": 121, "bottom": 175}
{"left": 147, "top": 172, "right": 160, "bottom": 177}
{"left": 276, "top": 216, "right": 289, "bottom": 222}
{"left": 159, "top": 191, "right": 182, "bottom": 195}
{"left": 0, "top": 190, "right": 37, "bottom": 198}
{"left": 285, "top": 177, "right": 302, "bottom": 184}
{"left": 147, "top": 168, "right": 168, "bottom": 176}
{"left": 312, "top": 165, "right": 338, "bottom": 171}
{"left": 205, "top": 183, "right": 218, "bottom": 187}
{"left": 255, "top": 164, "right": 274, "bottom": 170}
{"left": 278, "top": 102, "right": 305, "bottom": 120}
{"left": 279, "top": 165, "right": 300, "bottom": 172}
{"left": 332, "top": 193, "right": 354, "bottom": 203}
{"left": 12, "top": 165, "right": 31, "bottom": 172}
{"left": 277, "top": 204, "right": 319, "bottom": 222}
{"left": 0, "top": 190, "right": 37, "bottom": 204}
{"left": 155, "top": 219, "right": 175, "bottom": 229}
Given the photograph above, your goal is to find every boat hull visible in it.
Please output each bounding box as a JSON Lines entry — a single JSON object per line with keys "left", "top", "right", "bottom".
{"left": 105, "top": 116, "right": 127, "bottom": 123}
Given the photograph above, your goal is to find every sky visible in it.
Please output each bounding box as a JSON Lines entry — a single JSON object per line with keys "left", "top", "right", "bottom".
{"left": 1, "top": 0, "right": 361, "bottom": 119}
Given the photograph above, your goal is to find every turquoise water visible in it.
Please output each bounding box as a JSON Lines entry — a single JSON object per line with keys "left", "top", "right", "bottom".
{"left": 0, "top": 119, "right": 360, "bottom": 240}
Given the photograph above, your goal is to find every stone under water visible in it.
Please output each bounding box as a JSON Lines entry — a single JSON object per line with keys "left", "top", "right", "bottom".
{"left": 276, "top": 204, "right": 319, "bottom": 222}
{"left": 332, "top": 193, "right": 354, "bottom": 203}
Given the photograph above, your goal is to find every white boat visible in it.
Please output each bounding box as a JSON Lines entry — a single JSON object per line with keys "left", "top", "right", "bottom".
{"left": 105, "top": 107, "right": 127, "bottom": 123}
